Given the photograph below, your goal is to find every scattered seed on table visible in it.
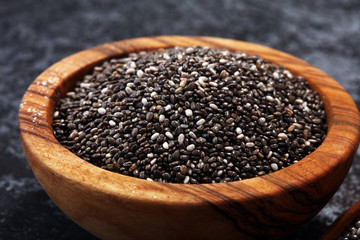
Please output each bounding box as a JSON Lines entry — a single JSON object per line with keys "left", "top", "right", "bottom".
{"left": 53, "top": 46, "right": 327, "bottom": 184}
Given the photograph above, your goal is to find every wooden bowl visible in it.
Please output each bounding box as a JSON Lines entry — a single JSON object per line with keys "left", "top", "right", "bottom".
{"left": 320, "top": 200, "right": 360, "bottom": 240}
{"left": 18, "top": 36, "right": 360, "bottom": 240}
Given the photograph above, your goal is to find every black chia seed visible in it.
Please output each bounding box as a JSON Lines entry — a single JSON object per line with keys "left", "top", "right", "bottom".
{"left": 337, "top": 218, "right": 360, "bottom": 240}
{"left": 52, "top": 46, "right": 327, "bottom": 184}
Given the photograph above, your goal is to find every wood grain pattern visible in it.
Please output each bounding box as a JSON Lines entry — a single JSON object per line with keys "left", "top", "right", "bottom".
{"left": 320, "top": 200, "right": 360, "bottom": 240}
{"left": 18, "top": 36, "right": 360, "bottom": 240}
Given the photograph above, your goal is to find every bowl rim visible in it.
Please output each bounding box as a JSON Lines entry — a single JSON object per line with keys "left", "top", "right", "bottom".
{"left": 18, "top": 35, "right": 360, "bottom": 206}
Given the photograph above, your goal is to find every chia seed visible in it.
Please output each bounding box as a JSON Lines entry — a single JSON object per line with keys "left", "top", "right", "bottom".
{"left": 337, "top": 218, "right": 360, "bottom": 240}
{"left": 53, "top": 46, "right": 327, "bottom": 184}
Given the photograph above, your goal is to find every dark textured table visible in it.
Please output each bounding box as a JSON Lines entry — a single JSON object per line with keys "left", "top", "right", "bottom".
{"left": 1, "top": 1, "right": 359, "bottom": 239}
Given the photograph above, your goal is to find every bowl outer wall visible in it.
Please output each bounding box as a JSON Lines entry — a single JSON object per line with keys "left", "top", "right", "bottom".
{"left": 18, "top": 36, "right": 360, "bottom": 240}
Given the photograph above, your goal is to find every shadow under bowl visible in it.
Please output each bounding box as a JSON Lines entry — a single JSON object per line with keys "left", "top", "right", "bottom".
{"left": 18, "top": 36, "right": 360, "bottom": 240}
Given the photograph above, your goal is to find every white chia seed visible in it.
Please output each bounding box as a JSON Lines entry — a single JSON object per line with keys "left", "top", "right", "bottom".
{"left": 97, "top": 108, "right": 106, "bottom": 115}
{"left": 186, "top": 144, "right": 196, "bottom": 151}
{"left": 185, "top": 109, "right": 193, "bottom": 117}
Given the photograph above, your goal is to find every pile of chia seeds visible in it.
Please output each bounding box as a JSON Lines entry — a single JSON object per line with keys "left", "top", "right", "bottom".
{"left": 338, "top": 218, "right": 360, "bottom": 240}
{"left": 53, "top": 46, "right": 327, "bottom": 184}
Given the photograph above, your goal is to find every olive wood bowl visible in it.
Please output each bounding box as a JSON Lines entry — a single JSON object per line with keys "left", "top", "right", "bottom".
{"left": 320, "top": 200, "right": 360, "bottom": 240}
{"left": 18, "top": 36, "right": 360, "bottom": 240}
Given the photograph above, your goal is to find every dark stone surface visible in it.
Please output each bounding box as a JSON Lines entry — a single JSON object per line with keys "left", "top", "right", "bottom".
{"left": 1, "top": 0, "right": 359, "bottom": 239}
